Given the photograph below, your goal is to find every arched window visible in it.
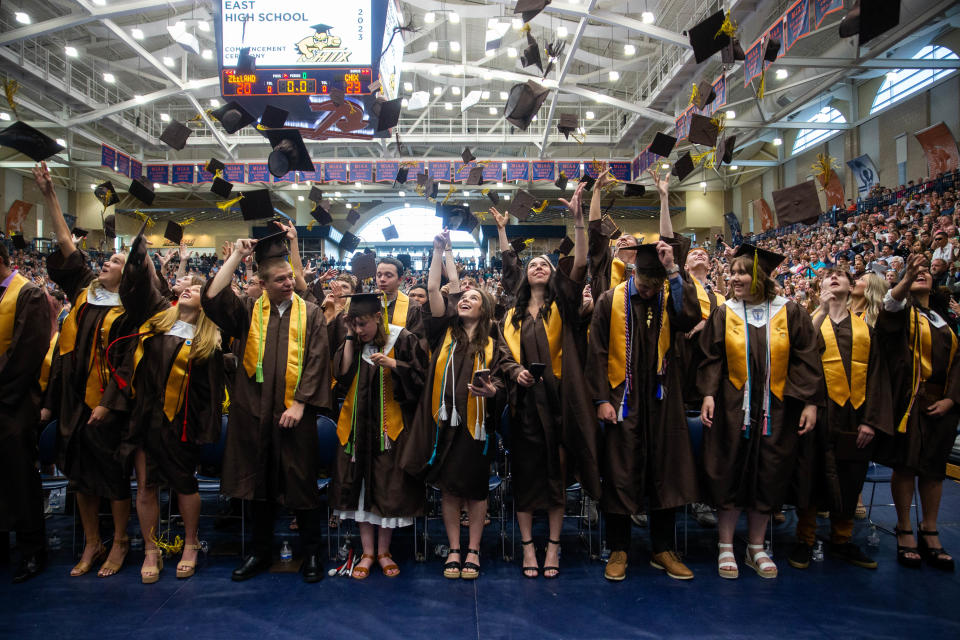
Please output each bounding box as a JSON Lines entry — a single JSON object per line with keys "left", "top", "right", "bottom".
{"left": 792, "top": 106, "right": 847, "bottom": 156}
{"left": 871, "top": 45, "right": 958, "bottom": 114}
{"left": 354, "top": 206, "right": 479, "bottom": 267}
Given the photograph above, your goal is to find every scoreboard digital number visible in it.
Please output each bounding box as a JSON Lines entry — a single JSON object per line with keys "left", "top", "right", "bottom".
{"left": 222, "top": 69, "right": 371, "bottom": 97}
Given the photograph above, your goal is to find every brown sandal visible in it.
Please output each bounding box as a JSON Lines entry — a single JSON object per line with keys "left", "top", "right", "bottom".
{"left": 378, "top": 552, "right": 400, "bottom": 578}
{"left": 98, "top": 536, "right": 130, "bottom": 578}
{"left": 352, "top": 553, "right": 375, "bottom": 580}
{"left": 70, "top": 540, "right": 107, "bottom": 577}
{"left": 177, "top": 544, "right": 203, "bottom": 579}
{"left": 141, "top": 548, "right": 163, "bottom": 584}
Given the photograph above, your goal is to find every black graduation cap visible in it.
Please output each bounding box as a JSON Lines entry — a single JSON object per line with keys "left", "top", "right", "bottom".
{"left": 721, "top": 38, "right": 746, "bottom": 63}
{"left": 505, "top": 80, "right": 550, "bottom": 131}
{"left": 557, "top": 113, "right": 578, "bottom": 139}
{"left": 128, "top": 176, "right": 155, "bottom": 206}
{"left": 488, "top": 191, "right": 500, "bottom": 205}
{"left": 260, "top": 105, "right": 288, "bottom": 130}
{"left": 557, "top": 235, "right": 574, "bottom": 256}
{"left": 340, "top": 231, "right": 361, "bottom": 253}
{"left": 0, "top": 121, "right": 65, "bottom": 161}
{"left": 206, "top": 158, "right": 225, "bottom": 175}
{"left": 671, "top": 152, "right": 695, "bottom": 181}
{"left": 600, "top": 214, "right": 621, "bottom": 240}
{"left": 308, "top": 186, "right": 323, "bottom": 203}
{"left": 238, "top": 189, "right": 274, "bottom": 220}
{"left": 211, "top": 101, "right": 256, "bottom": 134}
{"left": 650, "top": 132, "right": 677, "bottom": 157}
{"left": 633, "top": 243, "right": 667, "bottom": 277}
{"left": 11, "top": 234, "right": 27, "bottom": 250}
{"left": 310, "top": 200, "right": 332, "bottom": 225}
{"left": 555, "top": 172, "right": 568, "bottom": 190}
{"left": 436, "top": 203, "right": 471, "bottom": 229}
{"left": 461, "top": 147, "right": 476, "bottom": 163}
{"left": 514, "top": 0, "right": 551, "bottom": 23}
{"left": 211, "top": 176, "right": 233, "bottom": 198}
{"left": 374, "top": 98, "right": 402, "bottom": 133}
{"left": 686, "top": 10, "right": 731, "bottom": 64}
{"left": 764, "top": 37, "right": 781, "bottom": 62}
{"left": 839, "top": 1, "right": 860, "bottom": 38}
{"left": 266, "top": 129, "right": 314, "bottom": 178}
{"left": 416, "top": 172, "right": 429, "bottom": 187}
{"left": 773, "top": 181, "right": 822, "bottom": 226}
{"left": 688, "top": 113, "right": 719, "bottom": 147}
{"left": 428, "top": 181, "right": 440, "bottom": 199}
{"left": 253, "top": 230, "right": 289, "bottom": 265}
{"left": 394, "top": 166, "right": 409, "bottom": 185}
{"left": 623, "top": 183, "right": 645, "bottom": 197}
{"left": 466, "top": 166, "right": 484, "bottom": 186}
{"left": 72, "top": 227, "right": 90, "bottom": 238}
{"left": 103, "top": 214, "right": 117, "bottom": 240}
{"left": 840, "top": 0, "right": 899, "bottom": 46}
{"left": 159, "top": 119, "right": 191, "bottom": 150}
{"left": 344, "top": 291, "right": 381, "bottom": 315}
{"left": 580, "top": 174, "right": 596, "bottom": 191}
{"left": 382, "top": 223, "right": 399, "bottom": 241}
{"left": 346, "top": 209, "right": 361, "bottom": 226}
{"left": 164, "top": 220, "right": 184, "bottom": 244}
{"left": 734, "top": 243, "right": 785, "bottom": 275}
{"left": 693, "top": 84, "right": 717, "bottom": 111}
{"left": 508, "top": 190, "right": 538, "bottom": 221}
{"left": 94, "top": 181, "right": 120, "bottom": 208}
{"left": 236, "top": 47, "right": 256, "bottom": 74}
{"left": 520, "top": 33, "right": 544, "bottom": 74}
{"left": 716, "top": 135, "right": 737, "bottom": 165}
{"left": 509, "top": 235, "right": 528, "bottom": 254}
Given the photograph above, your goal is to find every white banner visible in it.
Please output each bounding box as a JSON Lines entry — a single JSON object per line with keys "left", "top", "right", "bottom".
{"left": 846, "top": 154, "right": 879, "bottom": 196}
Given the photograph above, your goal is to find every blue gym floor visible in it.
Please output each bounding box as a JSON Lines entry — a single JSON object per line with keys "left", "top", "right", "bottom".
{"left": 2, "top": 479, "right": 959, "bottom": 640}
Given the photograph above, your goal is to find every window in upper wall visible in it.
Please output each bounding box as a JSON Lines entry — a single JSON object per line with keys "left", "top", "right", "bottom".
{"left": 792, "top": 106, "right": 847, "bottom": 155}
{"left": 871, "top": 45, "right": 958, "bottom": 114}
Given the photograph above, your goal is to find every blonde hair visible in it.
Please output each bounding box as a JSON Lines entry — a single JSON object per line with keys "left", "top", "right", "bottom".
{"left": 143, "top": 279, "right": 220, "bottom": 362}
{"left": 860, "top": 273, "right": 887, "bottom": 328}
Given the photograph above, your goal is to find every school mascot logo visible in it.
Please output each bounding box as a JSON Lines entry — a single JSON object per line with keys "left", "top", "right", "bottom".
{"left": 296, "top": 24, "right": 352, "bottom": 63}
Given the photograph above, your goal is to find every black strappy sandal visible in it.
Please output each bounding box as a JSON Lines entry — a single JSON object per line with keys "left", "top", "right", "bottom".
{"left": 461, "top": 549, "right": 481, "bottom": 580}
{"left": 521, "top": 539, "right": 539, "bottom": 578}
{"left": 443, "top": 548, "right": 462, "bottom": 579}
{"left": 894, "top": 527, "right": 922, "bottom": 569}
{"left": 918, "top": 528, "right": 955, "bottom": 572}
{"left": 543, "top": 539, "right": 561, "bottom": 579}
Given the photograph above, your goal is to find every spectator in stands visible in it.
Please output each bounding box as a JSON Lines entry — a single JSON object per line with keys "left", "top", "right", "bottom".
{"left": 932, "top": 229, "right": 956, "bottom": 263}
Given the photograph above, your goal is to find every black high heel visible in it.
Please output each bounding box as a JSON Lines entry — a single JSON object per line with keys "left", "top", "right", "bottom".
{"left": 520, "top": 539, "right": 538, "bottom": 578}
{"left": 543, "top": 539, "right": 561, "bottom": 579}
{"left": 918, "top": 528, "right": 955, "bottom": 572}
{"left": 894, "top": 527, "right": 922, "bottom": 569}
{"left": 443, "top": 548, "right": 462, "bottom": 579}
{"left": 461, "top": 549, "right": 480, "bottom": 580}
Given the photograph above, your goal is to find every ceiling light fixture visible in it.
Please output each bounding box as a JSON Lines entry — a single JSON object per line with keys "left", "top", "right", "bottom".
{"left": 488, "top": 106, "right": 496, "bottom": 115}
{"left": 773, "top": 137, "right": 782, "bottom": 146}
{"left": 444, "top": 102, "right": 453, "bottom": 110}
{"left": 452, "top": 86, "right": 461, "bottom": 96}
{"left": 585, "top": 111, "right": 595, "bottom": 120}
{"left": 609, "top": 71, "right": 620, "bottom": 81}
{"left": 198, "top": 21, "right": 210, "bottom": 32}
{"left": 202, "top": 49, "right": 213, "bottom": 59}
{"left": 775, "top": 69, "right": 788, "bottom": 80}
{"left": 209, "top": 98, "right": 220, "bottom": 107}
{"left": 131, "top": 28, "right": 144, "bottom": 40}
{"left": 642, "top": 12, "right": 655, "bottom": 24}
{"left": 481, "top": 90, "right": 490, "bottom": 99}
{"left": 56, "top": 138, "right": 66, "bottom": 147}
{"left": 450, "top": 41, "right": 461, "bottom": 52}
{"left": 398, "top": 191, "right": 406, "bottom": 197}
{"left": 557, "top": 26, "right": 568, "bottom": 38}
{"left": 499, "top": 91, "right": 509, "bottom": 100}
{"left": 624, "top": 44, "right": 636, "bottom": 56}
{"left": 160, "top": 113, "right": 170, "bottom": 122}
{"left": 729, "top": 165, "right": 739, "bottom": 170}
{"left": 433, "top": 86, "right": 442, "bottom": 96}
{"left": 449, "top": 12, "right": 460, "bottom": 24}
{"left": 424, "top": 12, "right": 436, "bottom": 24}
{"left": 163, "top": 56, "right": 175, "bottom": 67}
{"left": 403, "top": 81, "right": 413, "bottom": 92}
{"left": 725, "top": 110, "right": 736, "bottom": 119}
{"left": 512, "top": 18, "right": 523, "bottom": 30}
{"left": 507, "top": 47, "right": 518, "bottom": 58}
{"left": 65, "top": 46, "right": 78, "bottom": 58}
{"left": 428, "top": 41, "right": 438, "bottom": 53}
{"left": 103, "top": 72, "right": 116, "bottom": 83}
{"left": 14, "top": 12, "right": 30, "bottom": 25}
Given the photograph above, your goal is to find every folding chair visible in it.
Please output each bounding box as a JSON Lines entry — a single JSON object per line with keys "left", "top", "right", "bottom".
{"left": 864, "top": 462, "right": 920, "bottom": 535}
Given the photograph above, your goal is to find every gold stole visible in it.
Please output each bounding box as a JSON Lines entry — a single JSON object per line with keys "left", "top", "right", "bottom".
{"left": 58, "top": 287, "right": 124, "bottom": 409}
{"left": 337, "top": 337, "right": 405, "bottom": 446}
{"left": 725, "top": 302, "right": 790, "bottom": 400}
{"left": 131, "top": 313, "right": 192, "bottom": 421}
{"left": 610, "top": 258, "right": 626, "bottom": 289}
{"left": 390, "top": 292, "right": 410, "bottom": 328}
{"left": 693, "top": 278, "right": 724, "bottom": 320}
{"left": 39, "top": 331, "right": 58, "bottom": 392}
{"left": 820, "top": 314, "right": 870, "bottom": 409}
{"left": 430, "top": 328, "right": 495, "bottom": 439}
{"left": 242, "top": 294, "right": 307, "bottom": 409}
{"left": 503, "top": 303, "right": 562, "bottom": 379}
{"left": 0, "top": 272, "right": 28, "bottom": 354}
{"left": 898, "top": 309, "right": 958, "bottom": 432}
{"left": 608, "top": 280, "right": 670, "bottom": 388}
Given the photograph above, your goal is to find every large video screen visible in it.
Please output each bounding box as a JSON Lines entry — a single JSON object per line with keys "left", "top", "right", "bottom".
{"left": 220, "top": 1, "right": 373, "bottom": 68}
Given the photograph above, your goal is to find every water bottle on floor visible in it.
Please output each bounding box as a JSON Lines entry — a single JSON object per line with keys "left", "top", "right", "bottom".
{"left": 48, "top": 534, "right": 61, "bottom": 551}
{"left": 130, "top": 532, "right": 144, "bottom": 551}
{"left": 280, "top": 540, "right": 293, "bottom": 563}
{"left": 867, "top": 526, "right": 880, "bottom": 548}
{"left": 434, "top": 544, "right": 449, "bottom": 559}
{"left": 337, "top": 542, "right": 350, "bottom": 561}
{"left": 812, "top": 540, "right": 824, "bottom": 562}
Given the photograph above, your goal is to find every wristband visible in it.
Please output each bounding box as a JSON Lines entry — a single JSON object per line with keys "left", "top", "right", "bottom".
{"left": 344, "top": 335, "right": 357, "bottom": 342}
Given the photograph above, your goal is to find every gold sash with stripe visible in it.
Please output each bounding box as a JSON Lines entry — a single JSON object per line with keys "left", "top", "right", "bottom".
{"left": 608, "top": 280, "right": 670, "bottom": 389}
{"left": 130, "top": 314, "right": 193, "bottom": 421}
{"left": 725, "top": 302, "right": 790, "bottom": 400}
{"left": 58, "top": 287, "right": 124, "bottom": 409}
{"left": 337, "top": 340, "right": 405, "bottom": 446}
{"left": 242, "top": 294, "right": 307, "bottom": 409}
{"left": 0, "top": 272, "right": 29, "bottom": 355}
{"left": 390, "top": 291, "right": 410, "bottom": 328}
{"left": 39, "top": 331, "right": 58, "bottom": 392}
{"left": 694, "top": 278, "right": 724, "bottom": 320}
{"left": 820, "top": 314, "right": 870, "bottom": 409}
{"left": 430, "top": 327, "right": 495, "bottom": 439}
{"left": 610, "top": 258, "right": 626, "bottom": 289}
{"left": 897, "top": 308, "right": 958, "bottom": 432}
{"left": 503, "top": 303, "right": 562, "bottom": 379}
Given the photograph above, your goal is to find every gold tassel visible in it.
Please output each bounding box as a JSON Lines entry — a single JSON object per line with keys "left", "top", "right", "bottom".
{"left": 217, "top": 194, "right": 244, "bottom": 210}
{"left": 133, "top": 210, "right": 155, "bottom": 228}
{"left": 811, "top": 153, "right": 840, "bottom": 187}
{"left": 715, "top": 12, "right": 738, "bottom": 39}
{"left": 222, "top": 385, "right": 230, "bottom": 414}
{"left": 475, "top": 210, "right": 487, "bottom": 221}
{"left": 4, "top": 80, "right": 19, "bottom": 118}
{"left": 441, "top": 185, "right": 456, "bottom": 204}
{"left": 481, "top": 187, "right": 491, "bottom": 196}
{"left": 750, "top": 247, "right": 760, "bottom": 295}
{"left": 532, "top": 200, "right": 548, "bottom": 214}
{"left": 307, "top": 219, "right": 317, "bottom": 231}
{"left": 149, "top": 526, "right": 184, "bottom": 555}
{"left": 521, "top": 23, "right": 531, "bottom": 34}
{"left": 689, "top": 83, "right": 701, "bottom": 106}
{"left": 710, "top": 112, "right": 726, "bottom": 133}
{"left": 692, "top": 149, "right": 715, "bottom": 169}
{"left": 179, "top": 217, "right": 196, "bottom": 227}
{"left": 757, "top": 68, "right": 765, "bottom": 99}
{"left": 188, "top": 109, "right": 214, "bottom": 123}
{"left": 523, "top": 238, "right": 534, "bottom": 247}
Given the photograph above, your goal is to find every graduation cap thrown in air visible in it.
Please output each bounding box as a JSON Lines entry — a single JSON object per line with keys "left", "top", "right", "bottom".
{"left": 206, "top": 158, "right": 225, "bottom": 175}
{"left": 557, "top": 113, "right": 578, "bottom": 139}
{"left": 308, "top": 186, "right": 323, "bottom": 203}
{"left": 716, "top": 135, "right": 737, "bottom": 165}
{"left": 623, "top": 183, "right": 646, "bottom": 197}
{"left": 764, "top": 37, "right": 781, "bottom": 62}
{"left": 580, "top": 174, "right": 596, "bottom": 191}
{"left": 508, "top": 190, "right": 538, "bottom": 221}
{"left": 509, "top": 235, "right": 528, "bottom": 254}
{"left": 693, "top": 84, "right": 717, "bottom": 111}
{"left": 310, "top": 200, "right": 332, "bottom": 226}
{"left": 0, "top": 121, "right": 65, "bottom": 161}
{"left": 557, "top": 235, "right": 574, "bottom": 256}
{"left": 466, "top": 166, "right": 484, "bottom": 186}
{"left": 253, "top": 230, "right": 290, "bottom": 265}
{"left": 488, "top": 191, "right": 500, "bottom": 205}
{"left": 164, "top": 220, "right": 184, "bottom": 245}
{"left": 128, "top": 176, "right": 156, "bottom": 206}
{"left": 346, "top": 209, "right": 361, "bottom": 226}
{"left": 555, "top": 172, "right": 568, "bottom": 190}
{"left": 721, "top": 38, "right": 746, "bottom": 63}
{"left": 687, "top": 10, "right": 731, "bottom": 64}
{"left": 772, "top": 181, "right": 822, "bottom": 226}
{"left": 72, "top": 227, "right": 90, "bottom": 238}
{"left": 159, "top": 119, "right": 191, "bottom": 150}
{"left": 373, "top": 98, "right": 402, "bottom": 133}
{"left": 734, "top": 243, "right": 786, "bottom": 275}
{"left": 514, "top": 0, "right": 551, "bottom": 23}
{"left": 211, "top": 176, "right": 233, "bottom": 198}
{"left": 382, "top": 222, "right": 399, "bottom": 241}
{"left": 94, "top": 181, "right": 120, "bottom": 208}
{"left": 238, "top": 189, "right": 274, "bottom": 220}
{"left": 394, "top": 166, "right": 409, "bottom": 186}
{"left": 505, "top": 80, "right": 550, "bottom": 131}
{"left": 260, "top": 105, "right": 289, "bottom": 130}
{"left": 211, "top": 101, "right": 256, "bottom": 134}
{"left": 103, "top": 214, "right": 117, "bottom": 240}
{"left": 340, "top": 231, "right": 362, "bottom": 253}
{"left": 11, "top": 234, "right": 27, "bottom": 250}
{"left": 344, "top": 291, "right": 381, "bottom": 315}
{"left": 520, "top": 33, "right": 544, "bottom": 74}
{"left": 839, "top": 0, "right": 899, "bottom": 46}
{"left": 265, "top": 129, "right": 314, "bottom": 178}
{"left": 671, "top": 152, "right": 695, "bottom": 182}
{"left": 688, "top": 113, "right": 719, "bottom": 147}
{"left": 649, "top": 132, "right": 677, "bottom": 157}
{"left": 461, "top": 147, "right": 476, "bottom": 164}
{"left": 236, "top": 47, "right": 256, "bottom": 74}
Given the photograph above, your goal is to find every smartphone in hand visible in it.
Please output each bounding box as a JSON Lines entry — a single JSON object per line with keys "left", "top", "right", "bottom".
{"left": 527, "top": 362, "right": 546, "bottom": 380}
{"left": 472, "top": 369, "right": 491, "bottom": 386}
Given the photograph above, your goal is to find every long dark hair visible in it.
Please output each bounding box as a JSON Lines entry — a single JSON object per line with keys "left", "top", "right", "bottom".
{"left": 510, "top": 256, "right": 556, "bottom": 329}
{"left": 451, "top": 289, "right": 496, "bottom": 355}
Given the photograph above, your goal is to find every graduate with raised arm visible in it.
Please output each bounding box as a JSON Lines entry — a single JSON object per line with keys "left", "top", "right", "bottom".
{"left": 588, "top": 170, "right": 639, "bottom": 294}
{"left": 376, "top": 256, "right": 425, "bottom": 338}
{"left": 202, "top": 231, "right": 331, "bottom": 583}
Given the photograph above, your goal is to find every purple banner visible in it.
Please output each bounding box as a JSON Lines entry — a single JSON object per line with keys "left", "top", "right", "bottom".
{"left": 785, "top": 0, "right": 810, "bottom": 50}
{"left": 531, "top": 161, "right": 555, "bottom": 182}
{"left": 196, "top": 164, "right": 214, "bottom": 183}
{"left": 146, "top": 165, "right": 169, "bottom": 185}
{"left": 100, "top": 145, "right": 115, "bottom": 171}
{"left": 428, "top": 161, "right": 452, "bottom": 182}
{"left": 609, "top": 161, "right": 632, "bottom": 182}
{"left": 349, "top": 162, "right": 373, "bottom": 182}
{"left": 556, "top": 161, "right": 580, "bottom": 180}
{"left": 247, "top": 163, "right": 270, "bottom": 182}
{"left": 224, "top": 164, "right": 245, "bottom": 183}
{"left": 324, "top": 162, "right": 348, "bottom": 183}
{"left": 376, "top": 161, "right": 400, "bottom": 183}
{"left": 712, "top": 74, "right": 727, "bottom": 109}
{"left": 129, "top": 159, "right": 142, "bottom": 180}
{"left": 813, "top": 0, "right": 843, "bottom": 28}
{"left": 744, "top": 39, "right": 764, "bottom": 87}
{"left": 636, "top": 149, "right": 658, "bottom": 176}
{"left": 505, "top": 161, "right": 529, "bottom": 182}
{"left": 482, "top": 162, "right": 501, "bottom": 182}
{"left": 272, "top": 170, "right": 295, "bottom": 183}
{"left": 116, "top": 153, "right": 130, "bottom": 178}
{"left": 171, "top": 164, "right": 194, "bottom": 184}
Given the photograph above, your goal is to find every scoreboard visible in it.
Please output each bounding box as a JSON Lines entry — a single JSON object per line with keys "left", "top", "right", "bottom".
{"left": 221, "top": 69, "right": 370, "bottom": 97}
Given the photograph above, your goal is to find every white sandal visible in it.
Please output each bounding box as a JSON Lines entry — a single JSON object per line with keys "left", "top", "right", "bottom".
{"left": 718, "top": 543, "right": 739, "bottom": 579}
{"left": 745, "top": 543, "right": 778, "bottom": 579}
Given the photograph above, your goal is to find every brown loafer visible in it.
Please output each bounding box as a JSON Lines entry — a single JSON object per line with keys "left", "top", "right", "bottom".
{"left": 604, "top": 551, "right": 628, "bottom": 581}
{"left": 650, "top": 550, "right": 694, "bottom": 580}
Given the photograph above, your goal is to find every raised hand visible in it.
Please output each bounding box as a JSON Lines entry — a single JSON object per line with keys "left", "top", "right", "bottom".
{"left": 490, "top": 207, "right": 508, "bottom": 229}
{"left": 234, "top": 238, "right": 256, "bottom": 259}
{"left": 31, "top": 162, "right": 55, "bottom": 197}
{"left": 648, "top": 165, "right": 670, "bottom": 197}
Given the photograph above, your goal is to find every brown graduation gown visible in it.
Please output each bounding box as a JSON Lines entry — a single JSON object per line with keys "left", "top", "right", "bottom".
{"left": 588, "top": 218, "right": 618, "bottom": 295}
{"left": 386, "top": 294, "right": 425, "bottom": 340}
{"left": 201, "top": 285, "right": 330, "bottom": 510}
{"left": 677, "top": 277, "right": 724, "bottom": 409}
{"left": 697, "top": 299, "right": 824, "bottom": 512}
{"left": 0, "top": 276, "right": 52, "bottom": 533}
{"left": 872, "top": 302, "right": 960, "bottom": 479}
{"left": 587, "top": 276, "right": 702, "bottom": 514}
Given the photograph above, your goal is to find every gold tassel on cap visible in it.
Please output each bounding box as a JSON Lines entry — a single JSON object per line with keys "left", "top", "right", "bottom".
{"left": 188, "top": 109, "right": 215, "bottom": 123}
{"left": 689, "top": 84, "right": 701, "bottom": 107}
{"left": 757, "top": 68, "right": 766, "bottom": 99}
{"left": 710, "top": 112, "right": 726, "bottom": 133}
{"left": 692, "top": 149, "right": 716, "bottom": 170}
{"left": 715, "top": 12, "right": 738, "bottom": 38}
{"left": 441, "top": 185, "right": 456, "bottom": 204}
{"left": 4, "top": 80, "right": 19, "bottom": 119}
{"left": 532, "top": 200, "right": 548, "bottom": 214}
{"left": 179, "top": 217, "right": 196, "bottom": 227}
{"left": 750, "top": 247, "right": 760, "bottom": 295}
{"left": 811, "top": 153, "right": 839, "bottom": 186}
{"left": 133, "top": 210, "right": 155, "bottom": 228}
{"left": 217, "top": 194, "right": 244, "bottom": 210}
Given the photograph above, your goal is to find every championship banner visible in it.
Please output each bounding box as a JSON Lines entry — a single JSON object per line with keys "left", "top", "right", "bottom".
{"left": 426, "top": 161, "right": 450, "bottom": 182}
{"left": 247, "top": 163, "right": 271, "bottom": 182}
{"left": 171, "top": 164, "right": 195, "bottom": 184}
{"left": 724, "top": 211, "right": 743, "bottom": 245}
{"left": 846, "top": 154, "right": 879, "bottom": 196}
{"left": 744, "top": 40, "right": 764, "bottom": 87}
{"left": 130, "top": 159, "right": 143, "bottom": 181}
{"left": 272, "top": 170, "right": 295, "bottom": 183}
{"left": 813, "top": 0, "right": 843, "bottom": 28}
{"left": 453, "top": 161, "right": 473, "bottom": 182}
{"left": 754, "top": 199, "right": 776, "bottom": 232}
{"left": 5, "top": 199, "right": 32, "bottom": 236}
{"left": 146, "top": 165, "right": 169, "bottom": 184}
{"left": 556, "top": 161, "right": 580, "bottom": 180}
{"left": 609, "top": 161, "right": 632, "bottom": 181}
{"left": 636, "top": 149, "right": 658, "bottom": 176}
{"left": 675, "top": 107, "right": 694, "bottom": 139}
{"left": 819, "top": 170, "right": 845, "bottom": 209}
{"left": 224, "top": 164, "right": 245, "bottom": 184}
{"left": 323, "top": 161, "right": 348, "bottom": 183}
{"left": 505, "top": 161, "right": 529, "bottom": 182}
{"left": 116, "top": 153, "right": 130, "bottom": 178}
{"left": 482, "top": 162, "right": 502, "bottom": 181}
{"left": 785, "top": 0, "right": 810, "bottom": 51}
{"left": 584, "top": 162, "right": 606, "bottom": 179}
{"left": 298, "top": 169, "right": 323, "bottom": 183}
{"left": 376, "top": 161, "right": 400, "bottom": 183}
{"left": 531, "top": 161, "right": 555, "bottom": 181}
{"left": 349, "top": 162, "right": 373, "bottom": 183}
{"left": 100, "top": 145, "right": 115, "bottom": 171}
{"left": 196, "top": 164, "right": 214, "bottom": 183}
{"left": 915, "top": 122, "right": 960, "bottom": 176}
{"left": 712, "top": 74, "right": 727, "bottom": 109}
